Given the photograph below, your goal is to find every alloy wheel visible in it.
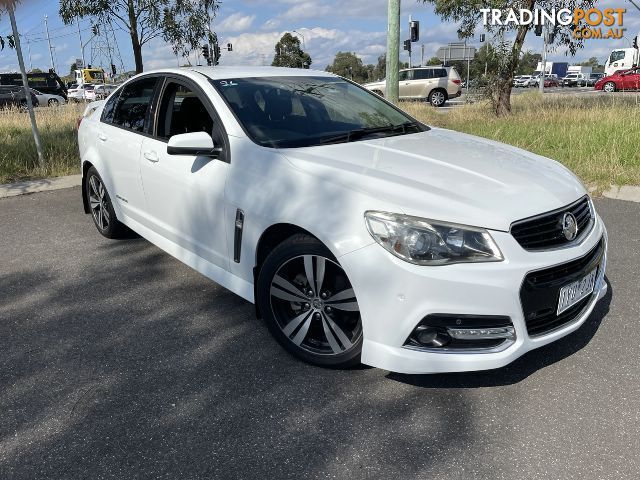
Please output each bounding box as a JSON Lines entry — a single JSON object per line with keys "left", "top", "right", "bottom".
{"left": 88, "top": 175, "right": 111, "bottom": 231}
{"left": 603, "top": 82, "right": 615, "bottom": 93}
{"left": 269, "top": 255, "right": 362, "bottom": 356}
{"left": 430, "top": 91, "right": 445, "bottom": 107}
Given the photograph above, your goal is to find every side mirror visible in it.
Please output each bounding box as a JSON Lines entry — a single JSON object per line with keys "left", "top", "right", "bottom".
{"left": 167, "top": 131, "right": 222, "bottom": 157}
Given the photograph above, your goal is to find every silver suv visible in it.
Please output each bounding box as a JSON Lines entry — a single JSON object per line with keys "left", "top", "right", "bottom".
{"left": 364, "top": 66, "right": 462, "bottom": 107}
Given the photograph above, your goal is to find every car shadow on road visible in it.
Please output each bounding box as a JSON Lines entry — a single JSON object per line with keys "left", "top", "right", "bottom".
{"left": 386, "top": 278, "right": 613, "bottom": 389}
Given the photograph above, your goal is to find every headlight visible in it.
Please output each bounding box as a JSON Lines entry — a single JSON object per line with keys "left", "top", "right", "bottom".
{"left": 364, "top": 211, "right": 503, "bottom": 266}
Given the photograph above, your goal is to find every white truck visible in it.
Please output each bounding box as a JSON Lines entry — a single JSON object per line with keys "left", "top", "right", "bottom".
{"left": 604, "top": 33, "right": 640, "bottom": 76}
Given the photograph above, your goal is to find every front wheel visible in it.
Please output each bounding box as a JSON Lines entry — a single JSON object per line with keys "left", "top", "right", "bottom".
{"left": 257, "top": 234, "right": 363, "bottom": 368}
{"left": 48, "top": 98, "right": 59, "bottom": 106}
{"left": 603, "top": 82, "right": 616, "bottom": 93}
{"left": 428, "top": 89, "right": 447, "bottom": 107}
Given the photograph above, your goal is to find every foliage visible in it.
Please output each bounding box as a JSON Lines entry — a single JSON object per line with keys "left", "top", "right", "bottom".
{"left": 59, "top": 0, "right": 220, "bottom": 73}
{"left": 272, "top": 33, "right": 312, "bottom": 69}
{"left": 518, "top": 50, "right": 542, "bottom": 75}
{"left": 426, "top": 56, "right": 442, "bottom": 66}
{"left": 422, "top": 0, "right": 598, "bottom": 115}
{"left": 578, "top": 56, "right": 604, "bottom": 72}
{"left": 326, "top": 52, "right": 371, "bottom": 83}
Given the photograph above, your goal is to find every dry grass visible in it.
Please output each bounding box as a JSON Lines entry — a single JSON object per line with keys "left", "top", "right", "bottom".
{"left": 0, "top": 103, "right": 84, "bottom": 184}
{"left": 402, "top": 93, "right": 640, "bottom": 192}
{"left": 1, "top": 94, "right": 639, "bottom": 191}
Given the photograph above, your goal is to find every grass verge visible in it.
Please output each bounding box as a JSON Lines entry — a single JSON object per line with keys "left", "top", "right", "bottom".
{"left": 0, "top": 104, "right": 84, "bottom": 184}
{"left": 403, "top": 93, "right": 640, "bottom": 192}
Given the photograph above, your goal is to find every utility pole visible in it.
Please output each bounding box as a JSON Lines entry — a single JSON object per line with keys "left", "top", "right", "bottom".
{"left": 385, "top": 0, "right": 400, "bottom": 104}
{"left": 44, "top": 15, "right": 55, "bottom": 71}
{"left": 76, "top": 17, "right": 85, "bottom": 68}
{"left": 421, "top": 44, "right": 424, "bottom": 66}
{"left": 8, "top": 3, "right": 44, "bottom": 167}
{"left": 26, "top": 39, "right": 32, "bottom": 71}
{"left": 539, "top": 25, "right": 547, "bottom": 94}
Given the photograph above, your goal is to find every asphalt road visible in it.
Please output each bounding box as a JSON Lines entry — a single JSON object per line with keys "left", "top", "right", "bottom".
{"left": 1, "top": 187, "right": 639, "bottom": 480}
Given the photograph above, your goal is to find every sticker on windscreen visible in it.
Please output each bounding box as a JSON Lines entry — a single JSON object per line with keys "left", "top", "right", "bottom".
{"left": 219, "top": 80, "right": 238, "bottom": 87}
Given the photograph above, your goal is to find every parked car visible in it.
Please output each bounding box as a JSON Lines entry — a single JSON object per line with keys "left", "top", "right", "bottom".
{"left": 594, "top": 67, "right": 640, "bottom": 92}
{"left": 514, "top": 75, "right": 533, "bottom": 87}
{"left": 512, "top": 75, "right": 523, "bottom": 86}
{"left": 543, "top": 77, "right": 560, "bottom": 87}
{"left": 561, "top": 73, "right": 586, "bottom": 87}
{"left": 68, "top": 84, "right": 95, "bottom": 102}
{"left": 91, "top": 84, "right": 120, "bottom": 101}
{"left": 583, "top": 73, "right": 604, "bottom": 87}
{"left": 530, "top": 74, "right": 559, "bottom": 87}
{"left": 77, "top": 67, "right": 608, "bottom": 374}
{"left": 364, "top": 66, "right": 462, "bottom": 107}
{"left": 0, "top": 85, "right": 39, "bottom": 110}
{"left": 31, "top": 88, "right": 65, "bottom": 106}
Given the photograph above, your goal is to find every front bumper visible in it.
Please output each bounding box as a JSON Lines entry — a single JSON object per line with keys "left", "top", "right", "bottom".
{"left": 339, "top": 214, "right": 608, "bottom": 374}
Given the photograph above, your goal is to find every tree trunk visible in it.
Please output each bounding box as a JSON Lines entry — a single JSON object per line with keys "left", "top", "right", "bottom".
{"left": 127, "top": 0, "right": 143, "bottom": 73}
{"left": 493, "top": 0, "right": 535, "bottom": 116}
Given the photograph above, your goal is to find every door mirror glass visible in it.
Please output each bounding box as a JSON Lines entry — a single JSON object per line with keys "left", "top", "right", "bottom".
{"left": 167, "top": 131, "right": 221, "bottom": 157}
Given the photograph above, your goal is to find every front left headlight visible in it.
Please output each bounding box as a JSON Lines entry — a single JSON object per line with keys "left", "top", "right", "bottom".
{"left": 364, "top": 211, "right": 503, "bottom": 266}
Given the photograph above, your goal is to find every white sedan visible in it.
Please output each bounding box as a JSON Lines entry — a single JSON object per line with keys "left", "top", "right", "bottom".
{"left": 31, "top": 89, "right": 65, "bottom": 106}
{"left": 77, "top": 67, "right": 608, "bottom": 374}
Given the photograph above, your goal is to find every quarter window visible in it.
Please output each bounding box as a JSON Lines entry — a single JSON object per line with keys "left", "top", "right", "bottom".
{"left": 101, "top": 89, "right": 120, "bottom": 124}
{"left": 111, "top": 77, "right": 158, "bottom": 132}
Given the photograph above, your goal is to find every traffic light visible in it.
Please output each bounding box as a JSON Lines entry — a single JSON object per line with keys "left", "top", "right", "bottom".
{"left": 634, "top": 35, "right": 639, "bottom": 49}
{"left": 111, "top": 64, "right": 116, "bottom": 75}
{"left": 410, "top": 21, "right": 419, "bottom": 42}
{"left": 202, "top": 44, "right": 210, "bottom": 65}
{"left": 534, "top": 24, "right": 543, "bottom": 36}
{"left": 213, "top": 43, "right": 221, "bottom": 65}
{"left": 479, "top": 34, "right": 486, "bottom": 43}
{"left": 403, "top": 39, "right": 411, "bottom": 52}
{"left": 227, "top": 43, "right": 233, "bottom": 52}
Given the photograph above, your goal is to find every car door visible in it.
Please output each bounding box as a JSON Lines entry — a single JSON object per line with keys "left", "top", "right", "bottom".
{"left": 410, "top": 69, "right": 432, "bottom": 98}
{"left": 95, "top": 76, "right": 159, "bottom": 223}
{"left": 622, "top": 69, "right": 640, "bottom": 90}
{"left": 398, "top": 70, "right": 413, "bottom": 99}
{"left": 138, "top": 76, "right": 230, "bottom": 270}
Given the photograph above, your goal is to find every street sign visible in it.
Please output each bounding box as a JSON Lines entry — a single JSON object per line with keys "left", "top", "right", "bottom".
{"left": 436, "top": 43, "right": 476, "bottom": 62}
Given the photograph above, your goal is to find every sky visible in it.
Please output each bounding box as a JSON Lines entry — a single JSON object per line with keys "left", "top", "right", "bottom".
{"left": 0, "top": 0, "right": 639, "bottom": 75}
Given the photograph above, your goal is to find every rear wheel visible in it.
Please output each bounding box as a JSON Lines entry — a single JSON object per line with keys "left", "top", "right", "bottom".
{"left": 257, "top": 234, "right": 363, "bottom": 368}
{"left": 603, "top": 82, "right": 616, "bottom": 93}
{"left": 428, "top": 89, "right": 447, "bottom": 107}
{"left": 85, "top": 167, "right": 127, "bottom": 239}
{"left": 48, "top": 98, "right": 59, "bottom": 106}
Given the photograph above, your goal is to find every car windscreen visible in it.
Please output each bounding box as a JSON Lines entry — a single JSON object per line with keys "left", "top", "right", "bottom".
{"left": 210, "top": 76, "right": 426, "bottom": 148}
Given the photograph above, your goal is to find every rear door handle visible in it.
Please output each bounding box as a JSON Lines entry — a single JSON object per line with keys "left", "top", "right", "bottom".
{"left": 98, "top": 133, "right": 107, "bottom": 142}
{"left": 143, "top": 151, "right": 159, "bottom": 163}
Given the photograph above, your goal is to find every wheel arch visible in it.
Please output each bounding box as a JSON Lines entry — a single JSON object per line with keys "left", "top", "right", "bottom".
{"left": 81, "top": 160, "right": 94, "bottom": 214}
{"left": 428, "top": 87, "right": 448, "bottom": 103}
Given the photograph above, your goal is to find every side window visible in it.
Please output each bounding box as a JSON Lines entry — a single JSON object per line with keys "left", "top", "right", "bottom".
{"left": 101, "top": 89, "right": 120, "bottom": 124}
{"left": 112, "top": 77, "right": 158, "bottom": 132}
{"left": 413, "top": 70, "right": 430, "bottom": 80}
{"left": 609, "top": 50, "right": 626, "bottom": 63}
{"left": 398, "top": 70, "right": 411, "bottom": 81}
{"left": 156, "top": 82, "right": 214, "bottom": 140}
{"left": 436, "top": 69, "right": 448, "bottom": 78}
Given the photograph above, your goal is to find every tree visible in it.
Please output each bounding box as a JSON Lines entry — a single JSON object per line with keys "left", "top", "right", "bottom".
{"left": 422, "top": 0, "right": 597, "bottom": 116}
{"left": 29, "top": 67, "right": 44, "bottom": 73}
{"left": 517, "top": 50, "right": 542, "bottom": 75}
{"left": 371, "top": 54, "right": 386, "bottom": 81}
{"left": 59, "top": 0, "right": 220, "bottom": 74}
{"left": 272, "top": 33, "right": 311, "bottom": 69}
{"left": 70, "top": 62, "right": 77, "bottom": 74}
{"left": 426, "top": 56, "right": 442, "bottom": 66}
{"left": 326, "top": 51, "right": 370, "bottom": 83}
{"left": 578, "top": 56, "right": 604, "bottom": 72}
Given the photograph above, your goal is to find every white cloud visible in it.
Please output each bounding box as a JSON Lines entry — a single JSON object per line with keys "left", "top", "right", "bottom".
{"left": 216, "top": 13, "right": 256, "bottom": 33}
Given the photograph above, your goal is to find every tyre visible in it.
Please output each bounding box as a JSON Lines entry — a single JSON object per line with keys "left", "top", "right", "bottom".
{"left": 603, "top": 82, "right": 616, "bottom": 93}
{"left": 48, "top": 98, "right": 59, "bottom": 106}
{"left": 427, "top": 89, "right": 447, "bottom": 107}
{"left": 18, "top": 100, "right": 28, "bottom": 111}
{"left": 85, "top": 167, "right": 127, "bottom": 239}
{"left": 257, "top": 234, "right": 363, "bottom": 368}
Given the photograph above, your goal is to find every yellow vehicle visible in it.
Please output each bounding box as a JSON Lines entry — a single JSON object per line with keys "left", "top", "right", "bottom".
{"left": 74, "top": 68, "right": 105, "bottom": 86}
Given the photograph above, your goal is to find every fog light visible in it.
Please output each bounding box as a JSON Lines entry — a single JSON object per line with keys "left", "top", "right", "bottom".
{"left": 446, "top": 326, "right": 515, "bottom": 341}
{"left": 415, "top": 326, "right": 451, "bottom": 348}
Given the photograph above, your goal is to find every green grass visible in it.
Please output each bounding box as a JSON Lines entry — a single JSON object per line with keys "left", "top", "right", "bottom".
{"left": 1, "top": 94, "right": 639, "bottom": 192}
{"left": 0, "top": 104, "right": 84, "bottom": 184}
{"left": 402, "top": 93, "right": 640, "bottom": 192}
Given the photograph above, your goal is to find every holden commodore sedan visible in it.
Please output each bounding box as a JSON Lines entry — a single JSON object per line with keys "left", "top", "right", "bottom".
{"left": 77, "top": 67, "right": 608, "bottom": 374}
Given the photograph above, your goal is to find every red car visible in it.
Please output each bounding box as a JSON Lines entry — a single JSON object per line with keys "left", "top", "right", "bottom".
{"left": 544, "top": 78, "right": 560, "bottom": 87}
{"left": 594, "top": 67, "right": 640, "bottom": 92}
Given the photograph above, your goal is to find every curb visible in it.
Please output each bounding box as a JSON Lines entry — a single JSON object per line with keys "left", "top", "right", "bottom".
{"left": 1, "top": 174, "right": 639, "bottom": 205}
{"left": 0, "top": 174, "right": 82, "bottom": 199}
{"left": 602, "top": 185, "right": 640, "bottom": 204}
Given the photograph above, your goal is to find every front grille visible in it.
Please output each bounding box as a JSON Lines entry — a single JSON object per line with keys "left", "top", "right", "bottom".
{"left": 511, "top": 196, "right": 593, "bottom": 251}
{"left": 520, "top": 239, "right": 604, "bottom": 337}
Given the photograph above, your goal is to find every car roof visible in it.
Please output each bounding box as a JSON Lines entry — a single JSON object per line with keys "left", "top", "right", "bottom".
{"left": 143, "top": 66, "right": 338, "bottom": 80}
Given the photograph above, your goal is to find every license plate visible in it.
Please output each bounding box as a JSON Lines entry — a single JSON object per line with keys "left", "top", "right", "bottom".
{"left": 557, "top": 268, "right": 598, "bottom": 315}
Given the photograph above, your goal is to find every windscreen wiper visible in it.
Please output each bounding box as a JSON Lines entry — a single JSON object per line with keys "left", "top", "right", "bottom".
{"left": 317, "top": 121, "right": 423, "bottom": 145}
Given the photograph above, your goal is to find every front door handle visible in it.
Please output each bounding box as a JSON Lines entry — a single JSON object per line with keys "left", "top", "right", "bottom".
{"left": 143, "top": 151, "right": 159, "bottom": 163}
{"left": 98, "top": 133, "right": 107, "bottom": 142}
